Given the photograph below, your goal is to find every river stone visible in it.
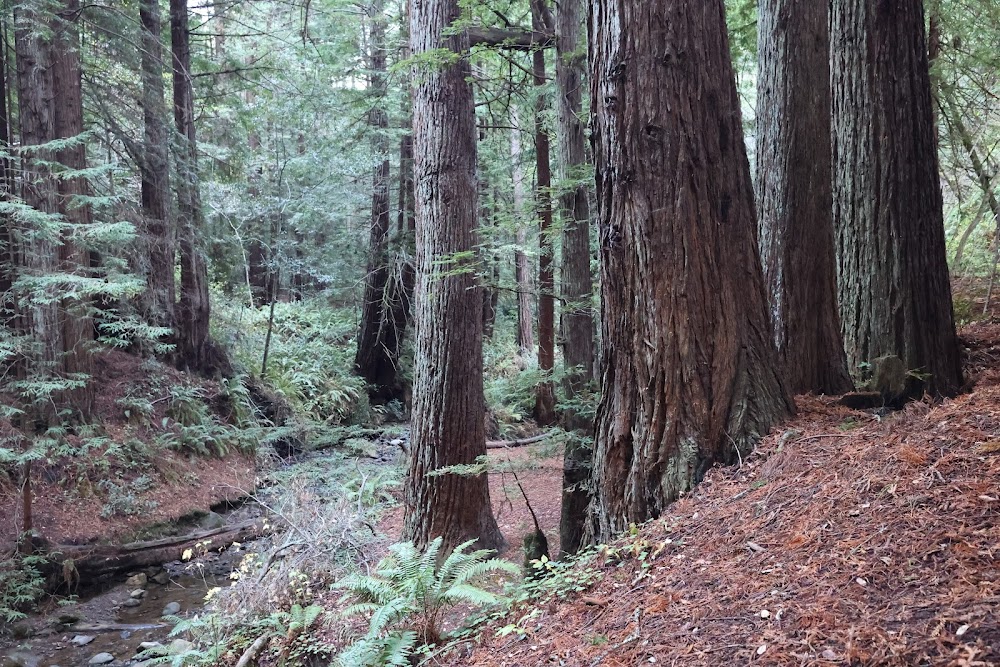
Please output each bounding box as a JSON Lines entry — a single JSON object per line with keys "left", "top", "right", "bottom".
{"left": 87, "top": 654, "right": 114, "bottom": 666}
{"left": 2, "top": 652, "right": 40, "bottom": 667}
{"left": 167, "top": 639, "right": 195, "bottom": 655}
{"left": 152, "top": 572, "right": 170, "bottom": 585}
{"left": 161, "top": 601, "right": 181, "bottom": 616}
{"left": 130, "top": 588, "right": 146, "bottom": 599}
{"left": 70, "top": 635, "right": 95, "bottom": 647}
{"left": 138, "top": 642, "right": 162, "bottom": 650}
{"left": 122, "top": 598, "right": 141, "bottom": 608}
{"left": 125, "top": 573, "right": 148, "bottom": 588}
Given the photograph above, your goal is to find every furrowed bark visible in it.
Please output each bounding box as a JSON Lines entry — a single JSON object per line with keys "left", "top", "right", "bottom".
{"left": 589, "top": 0, "right": 793, "bottom": 541}
{"left": 830, "top": 0, "right": 962, "bottom": 397}
{"left": 756, "top": 0, "right": 852, "bottom": 395}
{"left": 402, "top": 0, "right": 503, "bottom": 553}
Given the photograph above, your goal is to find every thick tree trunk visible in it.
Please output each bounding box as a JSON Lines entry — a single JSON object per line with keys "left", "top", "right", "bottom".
{"left": 0, "top": 28, "right": 12, "bottom": 301}
{"left": 51, "top": 0, "right": 95, "bottom": 419}
{"left": 355, "top": 0, "right": 403, "bottom": 402}
{"left": 555, "top": 0, "right": 595, "bottom": 556}
{"left": 402, "top": 0, "right": 503, "bottom": 553}
{"left": 14, "top": 3, "right": 65, "bottom": 426}
{"left": 830, "top": 0, "right": 962, "bottom": 397}
{"left": 511, "top": 113, "right": 535, "bottom": 356}
{"left": 171, "top": 0, "right": 212, "bottom": 373}
{"left": 532, "top": 0, "right": 556, "bottom": 427}
{"left": 756, "top": 0, "right": 852, "bottom": 396}
{"left": 139, "top": 0, "right": 176, "bottom": 332}
{"left": 590, "top": 0, "right": 793, "bottom": 541}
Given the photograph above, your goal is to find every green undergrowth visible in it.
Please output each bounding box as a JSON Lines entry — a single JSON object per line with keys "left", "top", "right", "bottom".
{"left": 212, "top": 295, "right": 373, "bottom": 426}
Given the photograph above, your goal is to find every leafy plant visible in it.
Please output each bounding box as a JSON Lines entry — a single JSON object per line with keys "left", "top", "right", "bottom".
{"left": 0, "top": 547, "right": 47, "bottom": 622}
{"left": 333, "top": 537, "right": 519, "bottom": 666}
{"left": 98, "top": 477, "right": 159, "bottom": 518}
{"left": 167, "top": 386, "right": 210, "bottom": 427}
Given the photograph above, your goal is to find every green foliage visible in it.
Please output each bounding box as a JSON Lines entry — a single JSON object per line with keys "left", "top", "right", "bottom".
{"left": 334, "top": 537, "right": 519, "bottom": 665}
{"left": 116, "top": 395, "right": 155, "bottom": 426}
{"left": 0, "top": 548, "right": 47, "bottom": 623}
{"left": 98, "top": 476, "right": 158, "bottom": 518}
{"left": 167, "top": 386, "right": 210, "bottom": 427}
{"left": 214, "top": 297, "right": 368, "bottom": 425}
{"left": 342, "top": 468, "right": 400, "bottom": 509}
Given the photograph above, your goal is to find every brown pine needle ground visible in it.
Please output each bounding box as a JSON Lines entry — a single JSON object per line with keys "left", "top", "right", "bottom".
{"left": 444, "top": 323, "right": 1000, "bottom": 666}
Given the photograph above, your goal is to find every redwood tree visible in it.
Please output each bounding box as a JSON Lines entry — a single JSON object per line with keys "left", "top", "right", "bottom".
{"left": 756, "top": 0, "right": 852, "bottom": 395}
{"left": 14, "top": 0, "right": 62, "bottom": 423}
{"left": 510, "top": 112, "right": 535, "bottom": 357}
{"left": 532, "top": 0, "right": 556, "bottom": 426}
{"left": 830, "top": 0, "right": 962, "bottom": 397}
{"left": 589, "top": 0, "right": 792, "bottom": 540}
{"left": 402, "top": 0, "right": 503, "bottom": 552}
{"left": 355, "top": 0, "right": 402, "bottom": 402}
{"left": 171, "top": 0, "right": 212, "bottom": 372}
{"left": 139, "top": 0, "right": 176, "bottom": 332}
{"left": 14, "top": 0, "right": 95, "bottom": 421}
{"left": 555, "top": 0, "right": 595, "bottom": 556}
{"left": 52, "top": 0, "right": 94, "bottom": 418}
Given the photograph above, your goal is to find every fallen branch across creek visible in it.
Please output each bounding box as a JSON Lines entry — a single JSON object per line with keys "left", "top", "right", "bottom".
{"left": 46, "top": 519, "right": 265, "bottom": 587}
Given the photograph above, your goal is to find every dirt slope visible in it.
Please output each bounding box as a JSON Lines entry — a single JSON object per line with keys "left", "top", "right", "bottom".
{"left": 446, "top": 323, "right": 1000, "bottom": 666}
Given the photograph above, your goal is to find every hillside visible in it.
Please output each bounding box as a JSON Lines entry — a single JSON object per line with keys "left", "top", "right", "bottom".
{"left": 443, "top": 322, "right": 1000, "bottom": 666}
{"left": 0, "top": 350, "right": 258, "bottom": 549}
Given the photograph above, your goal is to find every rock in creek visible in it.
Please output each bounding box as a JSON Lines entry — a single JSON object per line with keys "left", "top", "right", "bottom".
{"left": 70, "top": 635, "right": 95, "bottom": 647}
{"left": 125, "top": 573, "right": 147, "bottom": 588}
{"left": 1, "top": 651, "right": 41, "bottom": 667}
{"left": 88, "top": 654, "right": 114, "bottom": 666}
{"left": 161, "top": 601, "right": 181, "bottom": 616}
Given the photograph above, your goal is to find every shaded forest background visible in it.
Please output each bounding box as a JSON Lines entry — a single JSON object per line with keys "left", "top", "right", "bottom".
{"left": 0, "top": 0, "right": 997, "bottom": 663}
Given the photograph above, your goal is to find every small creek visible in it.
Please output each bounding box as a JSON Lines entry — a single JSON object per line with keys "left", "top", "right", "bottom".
{"left": 2, "top": 439, "right": 403, "bottom": 667}
{"left": 2, "top": 514, "right": 254, "bottom": 667}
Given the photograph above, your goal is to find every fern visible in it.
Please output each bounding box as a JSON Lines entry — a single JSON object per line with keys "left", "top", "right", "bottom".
{"left": 333, "top": 537, "right": 518, "bottom": 665}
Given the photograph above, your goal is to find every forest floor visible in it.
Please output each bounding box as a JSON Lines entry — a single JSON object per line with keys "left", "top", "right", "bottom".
{"left": 433, "top": 321, "right": 1000, "bottom": 666}
{"left": 379, "top": 439, "right": 566, "bottom": 557}
{"left": 0, "top": 350, "right": 257, "bottom": 549}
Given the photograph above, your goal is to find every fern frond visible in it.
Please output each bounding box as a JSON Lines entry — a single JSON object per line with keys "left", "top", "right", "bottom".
{"left": 441, "top": 583, "right": 504, "bottom": 606}
{"left": 366, "top": 596, "right": 412, "bottom": 637}
{"left": 450, "top": 557, "right": 520, "bottom": 587}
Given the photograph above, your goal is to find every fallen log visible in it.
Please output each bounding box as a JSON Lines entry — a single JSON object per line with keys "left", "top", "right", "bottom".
{"left": 486, "top": 432, "right": 555, "bottom": 449}
{"left": 235, "top": 634, "right": 270, "bottom": 667}
{"left": 46, "top": 519, "right": 265, "bottom": 586}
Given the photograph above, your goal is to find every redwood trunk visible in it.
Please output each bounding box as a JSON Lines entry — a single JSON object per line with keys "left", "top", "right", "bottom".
{"left": 384, "top": 131, "right": 416, "bottom": 401}
{"left": 171, "top": 0, "right": 212, "bottom": 372}
{"left": 0, "top": 29, "right": 12, "bottom": 300}
{"left": 532, "top": 0, "right": 556, "bottom": 426}
{"left": 511, "top": 113, "right": 535, "bottom": 356}
{"left": 830, "top": 0, "right": 962, "bottom": 397}
{"left": 14, "top": 2, "right": 64, "bottom": 425}
{"left": 52, "top": 0, "right": 94, "bottom": 419}
{"left": 355, "top": 0, "right": 402, "bottom": 402}
{"left": 756, "top": 0, "right": 851, "bottom": 395}
{"left": 590, "top": 0, "right": 793, "bottom": 540}
{"left": 555, "top": 0, "right": 595, "bottom": 556}
{"left": 402, "top": 0, "right": 503, "bottom": 552}
{"left": 139, "top": 0, "right": 176, "bottom": 332}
